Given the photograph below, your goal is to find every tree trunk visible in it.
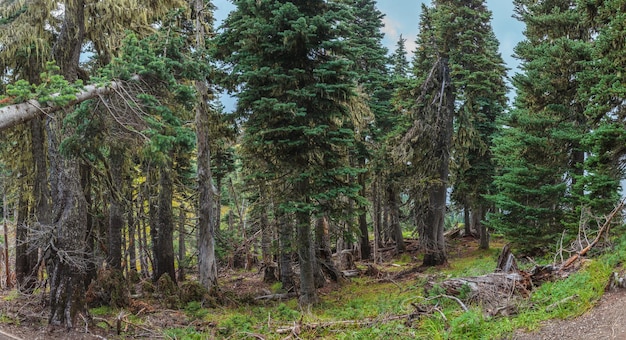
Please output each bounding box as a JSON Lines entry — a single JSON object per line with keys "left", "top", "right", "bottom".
{"left": 297, "top": 211, "right": 318, "bottom": 305}
{"left": 278, "top": 212, "right": 295, "bottom": 293}
{"left": 147, "top": 163, "right": 159, "bottom": 278}
{"left": 48, "top": 163, "right": 88, "bottom": 328}
{"left": 193, "top": 0, "right": 218, "bottom": 291}
{"left": 15, "top": 174, "right": 35, "bottom": 292}
{"left": 30, "top": 116, "right": 51, "bottom": 287}
{"left": 80, "top": 164, "right": 96, "bottom": 289}
{"left": 421, "top": 58, "right": 453, "bottom": 267}
{"left": 177, "top": 204, "right": 186, "bottom": 282}
{"left": 107, "top": 147, "right": 124, "bottom": 270}
{"left": 464, "top": 204, "right": 471, "bottom": 236}
{"left": 372, "top": 177, "right": 380, "bottom": 263}
{"left": 154, "top": 162, "right": 176, "bottom": 283}
{"left": 127, "top": 186, "right": 138, "bottom": 281}
{"left": 389, "top": 183, "right": 405, "bottom": 253}
{"left": 476, "top": 205, "right": 489, "bottom": 250}
{"left": 261, "top": 203, "right": 276, "bottom": 283}
{"left": 47, "top": 0, "right": 89, "bottom": 327}
{"left": 358, "top": 171, "right": 370, "bottom": 260}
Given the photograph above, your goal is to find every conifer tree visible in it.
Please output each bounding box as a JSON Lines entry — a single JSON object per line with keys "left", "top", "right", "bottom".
{"left": 489, "top": 0, "right": 595, "bottom": 252}
{"left": 216, "top": 0, "right": 361, "bottom": 305}
{"left": 333, "top": 0, "right": 394, "bottom": 259}
{"left": 443, "top": 0, "right": 508, "bottom": 250}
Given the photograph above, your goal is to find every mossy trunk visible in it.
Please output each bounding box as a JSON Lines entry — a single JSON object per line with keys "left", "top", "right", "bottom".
{"left": 48, "top": 162, "right": 88, "bottom": 328}
{"left": 48, "top": 0, "right": 88, "bottom": 328}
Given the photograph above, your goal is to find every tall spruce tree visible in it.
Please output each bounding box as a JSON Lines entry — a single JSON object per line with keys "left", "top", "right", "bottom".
{"left": 489, "top": 0, "right": 595, "bottom": 252}
{"left": 573, "top": 0, "right": 624, "bottom": 213}
{"left": 444, "top": 0, "right": 508, "bottom": 250}
{"left": 216, "top": 0, "right": 361, "bottom": 305}
{"left": 333, "top": 0, "right": 394, "bottom": 259}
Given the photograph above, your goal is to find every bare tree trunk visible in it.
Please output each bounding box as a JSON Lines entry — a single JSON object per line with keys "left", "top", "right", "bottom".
{"left": 261, "top": 201, "right": 276, "bottom": 283}
{"left": 81, "top": 164, "right": 96, "bottom": 289}
{"left": 277, "top": 211, "right": 295, "bottom": 292}
{"left": 154, "top": 162, "right": 176, "bottom": 283}
{"left": 31, "top": 116, "right": 51, "bottom": 288}
{"left": 476, "top": 206, "right": 489, "bottom": 250}
{"left": 464, "top": 204, "right": 471, "bottom": 236}
{"left": 357, "top": 171, "right": 370, "bottom": 260}
{"left": 137, "top": 194, "right": 150, "bottom": 279}
{"left": 127, "top": 187, "right": 138, "bottom": 281}
{"left": 147, "top": 163, "right": 159, "bottom": 279}
{"left": 372, "top": 177, "right": 380, "bottom": 263}
{"left": 193, "top": 0, "right": 218, "bottom": 291}
{"left": 107, "top": 147, "right": 124, "bottom": 270}
{"left": 2, "top": 184, "right": 11, "bottom": 288}
{"left": 47, "top": 162, "right": 88, "bottom": 328}
{"left": 388, "top": 183, "right": 405, "bottom": 253}
{"left": 15, "top": 169, "right": 35, "bottom": 292}
{"left": 297, "top": 211, "right": 318, "bottom": 305}
{"left": 177, "top": 203, "right": 186, "bottom": 282}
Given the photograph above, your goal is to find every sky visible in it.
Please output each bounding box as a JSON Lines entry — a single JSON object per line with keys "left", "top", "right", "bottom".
{"left": 211, "top": 0, "right": 525, "bottom": 105}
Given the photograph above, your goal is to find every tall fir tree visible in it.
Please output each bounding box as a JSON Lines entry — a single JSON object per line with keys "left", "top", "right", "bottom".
{"left": 444, "top": 0, "right": 508, "bottom": 250}
{"left": 489, "top": 0, "right": 595, "bottom": 252}
{"left": 215, "top": 0, "right": 361, "bottom": 305}
{"left": 333, "top": 0, "right": 397, "bottom": 259}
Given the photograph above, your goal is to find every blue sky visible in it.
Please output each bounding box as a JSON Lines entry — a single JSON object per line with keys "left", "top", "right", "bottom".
{"left": 212, "top": 0, "right": 525, "bottom": 104}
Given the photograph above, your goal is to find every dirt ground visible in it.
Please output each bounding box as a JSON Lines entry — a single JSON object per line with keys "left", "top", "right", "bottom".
{"left": 512, "top": 289, "right": 626, "bottom": 340}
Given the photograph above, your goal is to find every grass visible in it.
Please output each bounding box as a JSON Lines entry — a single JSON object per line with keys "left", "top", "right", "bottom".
{"left": 4, "top": 236, "right": 623, "bottom": 339}
{"left": 191, "top": 237, "right": 623, "bottom": 339}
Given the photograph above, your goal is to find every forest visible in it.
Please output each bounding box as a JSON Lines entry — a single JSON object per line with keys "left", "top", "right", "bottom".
{"left": 1, "top": 0, "right": 626, "bottom": 339}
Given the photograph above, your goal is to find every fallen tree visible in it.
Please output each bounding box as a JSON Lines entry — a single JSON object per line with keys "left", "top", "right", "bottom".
{"left": 0, "top": 77, "right": 137, "bottom": 132}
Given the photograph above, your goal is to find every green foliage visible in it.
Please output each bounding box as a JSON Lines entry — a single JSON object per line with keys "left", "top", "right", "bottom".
{"left": 448, "top": 309, "right": 486, "bottom": 339}
{"left": 184, "top": 301, "right": 209, "bottom": 320}
{"left": 6, "top": 62, "right": 81, "bottom": 105}
{"left": 163, "top": 327, "right": 209, "bottom": 340}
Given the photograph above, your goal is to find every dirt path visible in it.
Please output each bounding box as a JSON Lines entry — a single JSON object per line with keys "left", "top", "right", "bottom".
{"left": 513, "top": 289, "right": 626, "bottom": 339}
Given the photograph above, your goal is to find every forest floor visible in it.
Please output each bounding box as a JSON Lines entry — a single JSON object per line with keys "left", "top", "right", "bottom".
{"left": 0, "top": 237, "right": 624, "bottom": 339}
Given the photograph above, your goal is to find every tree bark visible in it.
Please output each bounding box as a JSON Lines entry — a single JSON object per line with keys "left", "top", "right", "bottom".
{"left": 277, "top": 211, "right": 295, "bottom": 293}
{"left": 177, "top": 204, "right": 186, "bottom": 282}
{"left": 388, "top": 183, "right": 405, "bottom": 253}
{"left": 107, "top": 147, "right": 124, "bottom": 270}
{"left": 15, "top": 172, "right": 35, "bottom": 292}
{"left": 358, "top": 171, "right": 370, "bottom": 260}
{"left": 297, "top": 211, "right": 318, "bottom": 305}
{"left": 154, "top": 162, "right": 176, "bottom": 283}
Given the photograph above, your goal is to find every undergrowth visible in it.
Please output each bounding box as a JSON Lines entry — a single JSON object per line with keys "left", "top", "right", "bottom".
{"left": 3, "top": 238, "right": 622, "bottom": 339}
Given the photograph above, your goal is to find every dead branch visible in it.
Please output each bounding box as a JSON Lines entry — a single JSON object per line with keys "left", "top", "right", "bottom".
{"left": 560, "top": 199, "right": 625, "bottom": 271}
{"left": 545, "top": 294, "right": 578, "bottom": 312}
{"left": 254, "top": 292, "right": 298, "bottom": 301}
{"left": 425, "top": 294, "right": 469, "bottom": 311}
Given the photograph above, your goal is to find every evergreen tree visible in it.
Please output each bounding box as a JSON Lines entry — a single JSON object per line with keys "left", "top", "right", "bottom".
{"left": 390, "top": 35, "right": 410, "bottom": 79}
{"left": 444, "top": 1, "right": 508, "bottom": 250}
{"left": 399, "top": 4, "right": 453, "bottom": 266}
{"left": 489, "top": 0, "right": 594, "bottom": 252}
{"left": 333, "top": 0, "right": 394, "bottom": 259}
{"left": 216, "top": 0, "right": 361, "bottom": 305}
